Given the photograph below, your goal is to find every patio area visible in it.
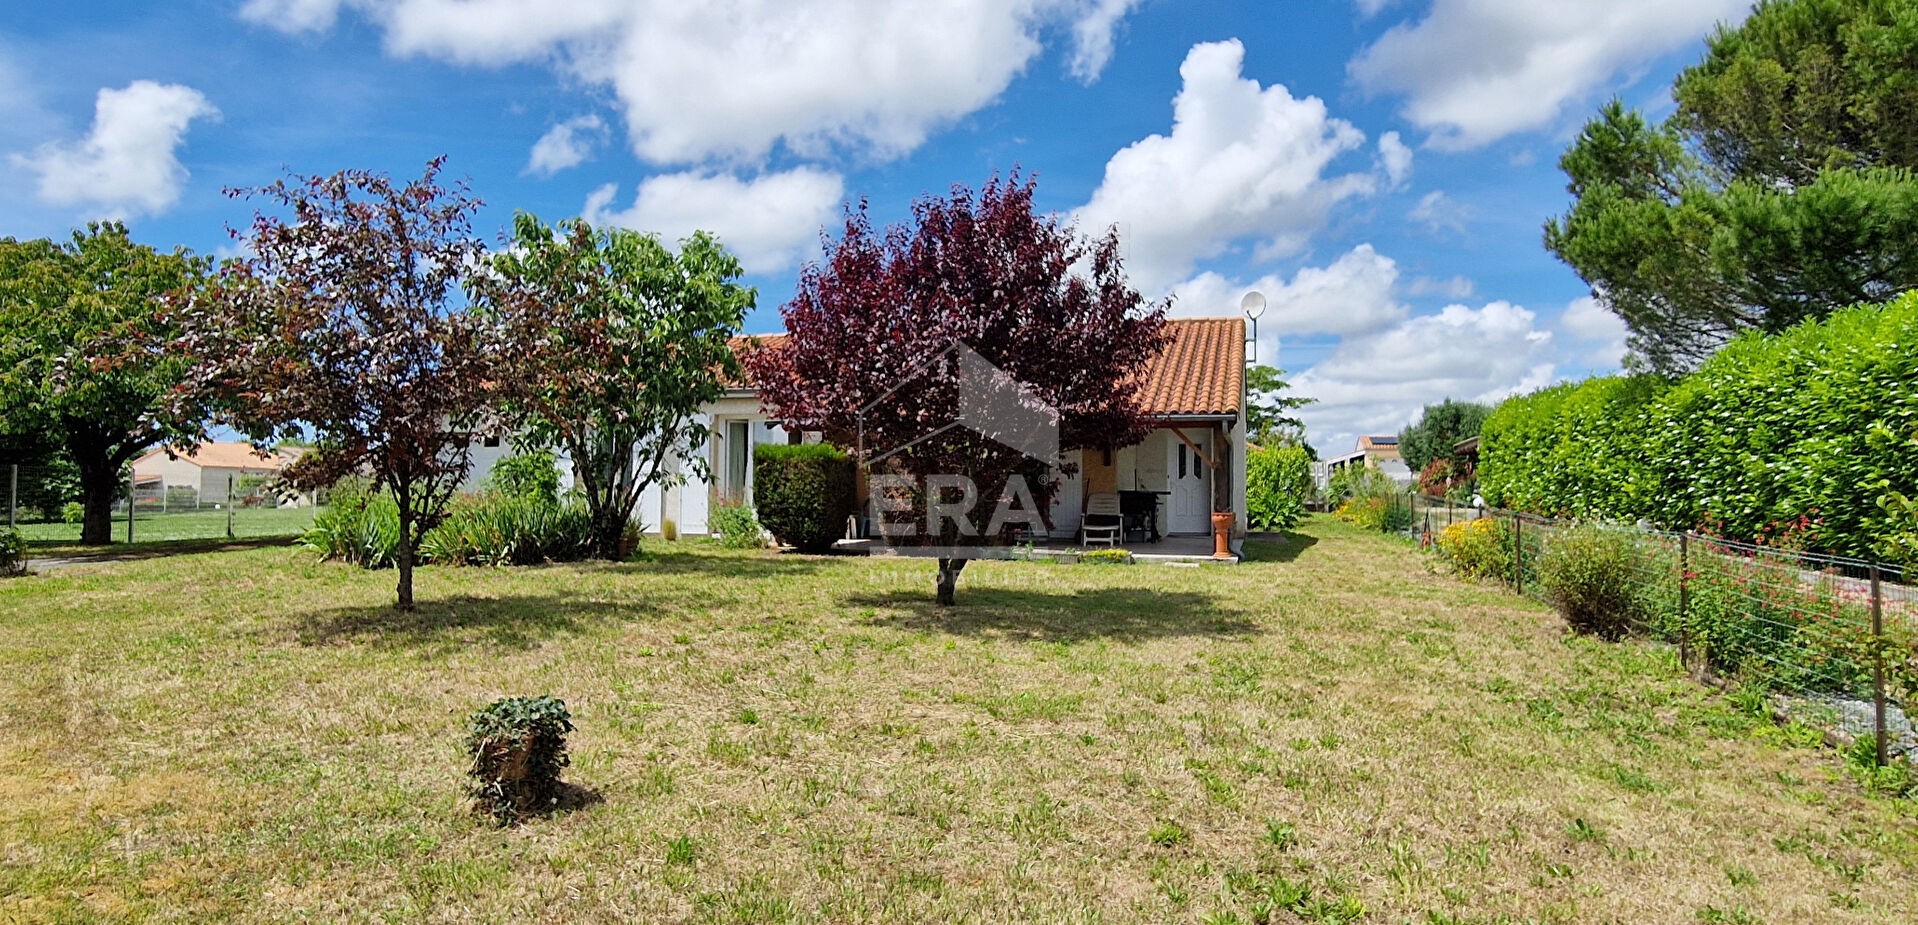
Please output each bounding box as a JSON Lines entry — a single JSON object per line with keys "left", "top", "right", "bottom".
{"left": 841, "top": 533, "right": 1238, "bottom": 564}
{"left": 1047, "top": 533, "right": 1237, "bottom": 564}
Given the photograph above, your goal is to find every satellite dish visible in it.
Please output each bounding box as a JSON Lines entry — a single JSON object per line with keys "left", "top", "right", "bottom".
{"left": 1241, "top": 290, "right": 1267, "bottom": 320}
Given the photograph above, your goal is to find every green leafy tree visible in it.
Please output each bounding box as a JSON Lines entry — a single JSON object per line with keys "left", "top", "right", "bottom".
{"left": 1546, "top": 0, "right": 1918, "bottom": 373}
{"left": 1244, "top": 365, "right": 1314, "bottom": 443}
{"left": 1397, "top": 399, "right": 1490, "bottom": 474}
{"left": 473, "top": 214, "right": 752, "bottom": 560}
{"left": 0, "top": 224, "right": 209, "bottom": 544}
{"left": 175, "top": 160, "right": 496, "bottom": 610}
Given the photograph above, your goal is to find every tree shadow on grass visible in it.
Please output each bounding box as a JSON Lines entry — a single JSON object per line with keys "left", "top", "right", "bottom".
{"left": 1242, "top": 532, "right": 1319, "bottom": 563}
{"left": 290, "top": 593, "right": 655, "bottom": 650}
{"left": 614, "top": 548, "right": 829, "bottom": 579}
{"left": 846, "top": 587, "right": 1256, "bottom": 643}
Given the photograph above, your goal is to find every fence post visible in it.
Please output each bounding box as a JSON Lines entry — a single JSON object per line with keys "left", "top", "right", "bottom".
{"left": 1872, "top": 563, "right": 1888, "bottom": 768}
{"left": 1513, "top": 514, "right": 1524, "bottom": 595}
{"left": 227, "top": 474, "right": 235, "bottom": 539}
{"left": 126, "top": 471, "right": 135, "bottom": 544}
{"left": 1678, "top": 532, "right": 1691, "bottom": 674}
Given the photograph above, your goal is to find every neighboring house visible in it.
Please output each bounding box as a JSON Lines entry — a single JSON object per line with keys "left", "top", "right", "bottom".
{"left": 131, "top": 442, "right": 312, "bottom": 508}
{"left": 1324, "top": 434, "right": 1413, "bottom": 486}
{"left": 469, "top": 318, "right": 1253, "bottom": 546}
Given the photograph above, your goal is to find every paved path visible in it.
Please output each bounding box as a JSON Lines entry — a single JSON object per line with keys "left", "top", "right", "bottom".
{"left": 21, "top": 537, "right": 299, "bottom": 572}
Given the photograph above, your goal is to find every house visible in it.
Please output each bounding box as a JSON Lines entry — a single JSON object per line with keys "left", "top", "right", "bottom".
{"left": 1323, "top": 434, "right": 1413, "bottom": 486}
{"left": 476, "top": 318, "right": 1252, "bottom": 549}
{"left": 653, "top": 318, "right": 1248, "bottom": 545}
{"left": 131, "top": 442, "right": 311, "bottom": 509}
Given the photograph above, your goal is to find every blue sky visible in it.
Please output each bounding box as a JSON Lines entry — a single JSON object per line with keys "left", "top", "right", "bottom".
{"left": 2, "top": 0, "right": 1750, "bottom": 454}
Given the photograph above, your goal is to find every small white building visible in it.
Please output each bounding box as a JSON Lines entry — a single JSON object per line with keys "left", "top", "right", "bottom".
{"left": 131, "top": 442, "right": 311, "bottom": 508}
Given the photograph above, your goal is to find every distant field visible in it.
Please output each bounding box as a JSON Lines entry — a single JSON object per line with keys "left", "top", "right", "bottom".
{"left": 2, "top": 515, "right": 1914, "bottom": 923}
{"left": 14, "top": 506, "right": 317, "bottom": 549}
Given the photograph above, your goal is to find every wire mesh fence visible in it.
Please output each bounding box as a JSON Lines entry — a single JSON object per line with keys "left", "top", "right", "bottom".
{"left": 1412, "top": 493, "right": 1914, "bottom": 767}
{"left": 3, "top": 463, "right": 326, "bottom": 548}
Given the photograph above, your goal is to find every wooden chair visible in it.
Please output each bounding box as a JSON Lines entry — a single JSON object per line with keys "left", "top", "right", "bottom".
{"left": 1081, "top": 493, "right": 1123, "bottom": 548}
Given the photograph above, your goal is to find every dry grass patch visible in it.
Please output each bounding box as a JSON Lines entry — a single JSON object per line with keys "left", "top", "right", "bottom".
{"left": 0, "top": 517, "right": 1915, "bottom": 923}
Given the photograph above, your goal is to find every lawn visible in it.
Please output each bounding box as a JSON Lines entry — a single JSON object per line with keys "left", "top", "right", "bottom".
{"left": 2, "top": 516, "right": 1914, "bottom": 923}
{"left": 15, "top": 506, "right": 319, "bottom": 553}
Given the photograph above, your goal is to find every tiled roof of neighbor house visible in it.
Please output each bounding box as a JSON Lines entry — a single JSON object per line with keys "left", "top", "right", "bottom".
{"left": 1360, "top": 435, "right": 1398, "bottom": 448}
{"left": 1135, "top": 317, "right": 1245, "bottom": 416}
{"left": 725, "top": 333, "right": 788, "bottom": 388}
{"left": 727, "top": 318, "right": 1245, "bottom": 416}
{"left": 133, "top": 442, "right": 301, "bottom": 471}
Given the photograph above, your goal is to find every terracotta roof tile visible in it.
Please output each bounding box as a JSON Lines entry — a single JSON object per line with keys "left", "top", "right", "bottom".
{"left": 1134, "top": 317, "right": 1245, "bottom": 417}
{"left": 728, "top": 319, "right": 1243, "bottom": 416}
{"left": 133, "top": 442, "right": 302, "bottom": 471}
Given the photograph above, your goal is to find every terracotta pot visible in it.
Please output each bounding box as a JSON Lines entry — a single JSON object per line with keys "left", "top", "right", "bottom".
{"left": 1210, "top": 512, "right": 1235, "bottom": 559}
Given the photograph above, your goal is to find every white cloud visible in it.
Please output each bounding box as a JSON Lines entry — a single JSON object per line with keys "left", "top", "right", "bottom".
{"left": 242, "top": 0, "right": 1142, "bottom": 165}
{"left": 1068, "top": 0, "right": 1143, "bottom": 83}
{"left": 1407, "top": 189, "right": 1469, "bottom": 235}
{"left": 583, "top": 167, "right": 844, "bottom": 275}
{"left": 525, "top": 114, "right": 607, "bottom": 176}
{"left": 1556, "top": 294, "right": 1629, "bottom": 367}
{"left": 1354, "top": 0, "right": 1399, "bottom": 18}
{"left": 1348, "top": 0, "right": 1747, "bottom": 149}
{"left": 1405, "top": 274, "right": 1475, "bottom": 299}
{"left": 10, "top": 80, "right": 219, "bottom": 219}
{"left": 1377, "top": 130, "right": 1411, "bottom": 188}
{"left": 1168, "top": 244, "right": 1406, "bottom": 339}
{"left": 1076, "top": 39, "right": 1381, "bottom": 294}
{"left": 239, "top": 0, "right": 348, "bottom": 32}
{"left": 1294, "top": 299, "right": 1557, "bottom": 455}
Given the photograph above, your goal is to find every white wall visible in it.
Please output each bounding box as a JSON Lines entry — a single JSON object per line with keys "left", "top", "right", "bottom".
{"left": 1049, "top": 449, "right": 1083, "bottom": 539}
{"left": 462, "top": 437, "right": 514, "bottom": 492}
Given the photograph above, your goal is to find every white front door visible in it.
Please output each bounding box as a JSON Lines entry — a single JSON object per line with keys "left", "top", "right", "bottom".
{"left": 1167, "top": 428, "right": 1211, "bottom": 534}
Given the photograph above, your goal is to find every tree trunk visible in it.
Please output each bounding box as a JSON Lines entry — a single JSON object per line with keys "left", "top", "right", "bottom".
{"left": 936, "top": 557, "right": 968, "bottom": 606}
{"left": 395, "top": 496, "right": 416, "bottom": 611}
{"left": 77, "top": 460, "right": 120, "bottom": 546}
{"left": 591, "top": 500, "right": 625, "bottom": 561}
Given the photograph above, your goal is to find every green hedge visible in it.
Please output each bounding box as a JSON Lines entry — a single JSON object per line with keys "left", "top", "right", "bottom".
{"left": 753, "top": 443, "right": 855, "bottom": 553}
{"left": 1478, "top": 293, "right": 1918, "bottom": 556}
{"left": 1246, "top": 444, "right": 1312, "bottom": 532}
{"left": 1478, "top": 375, "right": 1667, "bottom": 518}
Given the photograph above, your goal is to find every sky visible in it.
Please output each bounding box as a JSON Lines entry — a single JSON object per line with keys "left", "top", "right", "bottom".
{"left": 1, "top": 0, "right": 1752, "bottom": 456}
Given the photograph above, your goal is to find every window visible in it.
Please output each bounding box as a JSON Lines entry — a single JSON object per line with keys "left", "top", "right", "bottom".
{"left": 482, "top": 434, "right": 501, "bottom": 448}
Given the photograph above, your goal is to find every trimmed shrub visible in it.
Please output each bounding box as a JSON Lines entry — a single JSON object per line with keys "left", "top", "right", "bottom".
{"left": 1536, "top": 525, "right": 1648, "bottom": 640}
{"left": 485, "top": 449, "right": 561, "bottom": 505}
{"left": 464, "top": 695, "right": 574, "bottom": 826}
{"left": 1478, "top": 293, "right": 1918, "bottom": 557}
{"left": 0, "top": 528, "right": 25, "bottom": 577}
{"left": 1434, "top": 518, "right": 1512, "bottom": 581}
{"left": 708, "top": 497, "right": 766, "bottom": 549}
{"left": 1477, "top": 375, "right": 1667, "bottom": 518}
{"left": 1246, "top": 443, "right": 1312, "bottom": 532}
{"left": 753, "top": 443, "right": 855, "bottom": 553}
